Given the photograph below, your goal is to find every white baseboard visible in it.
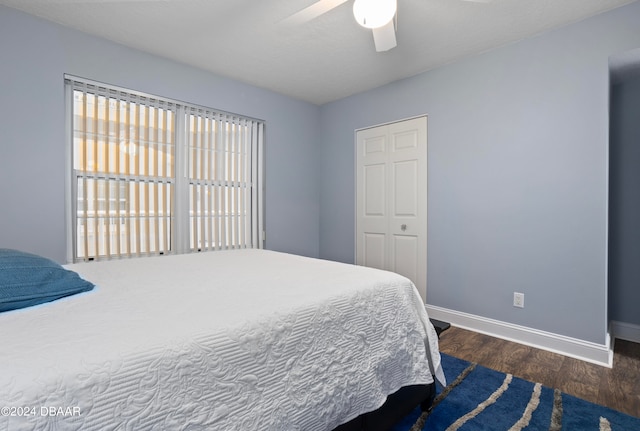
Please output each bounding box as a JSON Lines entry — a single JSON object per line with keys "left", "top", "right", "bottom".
{"left": 610, "top": 320, "right": 640, "bottom": 344}
{"left": 426, "top": 305, "right": 613, "bottom": 368}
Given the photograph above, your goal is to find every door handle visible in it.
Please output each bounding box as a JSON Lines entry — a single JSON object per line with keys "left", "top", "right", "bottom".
{"left": 401, "top": 224, "right": 407, "bottom": 231}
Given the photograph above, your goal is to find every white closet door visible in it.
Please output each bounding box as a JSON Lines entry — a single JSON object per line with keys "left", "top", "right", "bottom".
{"left": 356, "top": 116, "right": 427, "bottom": 301}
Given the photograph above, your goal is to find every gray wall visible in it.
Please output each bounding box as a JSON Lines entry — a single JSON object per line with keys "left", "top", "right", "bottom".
{"left": 0, "top": 5, "right": 321, "bottom": 263}
{"left": 318, "top": 1, "right": 640, "bottom": 344}
{"left": 609, "top": 71, "right": 640, "bottom": 326}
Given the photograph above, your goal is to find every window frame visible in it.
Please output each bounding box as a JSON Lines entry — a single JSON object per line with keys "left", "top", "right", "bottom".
{"left": 65, "top": 75, "right": 265, "bottom": 263}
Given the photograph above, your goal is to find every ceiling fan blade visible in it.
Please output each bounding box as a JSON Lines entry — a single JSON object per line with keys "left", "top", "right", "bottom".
{"left": 372, "top": 19, "right": 396, "bottom": 52}
{"left": 281, "top": 0, "right": 350, "bottom": 26}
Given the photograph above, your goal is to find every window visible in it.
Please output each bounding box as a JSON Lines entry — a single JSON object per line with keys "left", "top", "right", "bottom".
{"left": 66, "top": 77, "right": 264, "bottom": 262}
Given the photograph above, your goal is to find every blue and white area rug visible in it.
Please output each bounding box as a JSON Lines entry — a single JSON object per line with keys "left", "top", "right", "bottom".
{"left": 392, "top": 354, "right": 640, "bottom": 430}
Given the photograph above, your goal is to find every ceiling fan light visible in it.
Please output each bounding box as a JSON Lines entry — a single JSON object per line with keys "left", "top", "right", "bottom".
{"left": 353, "top": 0, "right": 397, "bottom": 29}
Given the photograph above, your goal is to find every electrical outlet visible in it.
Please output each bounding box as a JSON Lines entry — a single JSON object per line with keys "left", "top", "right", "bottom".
{"left": 513, "top": 292, "right": 525, "bottom": 308}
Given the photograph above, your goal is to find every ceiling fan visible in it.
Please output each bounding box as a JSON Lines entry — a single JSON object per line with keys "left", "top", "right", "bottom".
{"left": 282, "top": 0, "right": 492, "bottom": 53}
{"left": 283, "top": 0, "right": 398, "bottom": 52}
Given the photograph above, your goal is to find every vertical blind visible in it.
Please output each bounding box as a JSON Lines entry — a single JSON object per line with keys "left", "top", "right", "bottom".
{"left": 187, "top": 108, "right": 264, "bottom": 252}
{"left": 67, "top": 77, "right": 264, "bottom": 262}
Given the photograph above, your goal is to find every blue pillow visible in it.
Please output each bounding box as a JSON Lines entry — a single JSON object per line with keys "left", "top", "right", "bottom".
{"left": 0, "top": 249, "right": 94, "bottom": 313}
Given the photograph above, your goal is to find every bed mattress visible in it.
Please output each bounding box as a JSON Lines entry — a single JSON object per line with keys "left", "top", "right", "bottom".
{"left": 0, "top": 249, "right": 443, "bottom": 430}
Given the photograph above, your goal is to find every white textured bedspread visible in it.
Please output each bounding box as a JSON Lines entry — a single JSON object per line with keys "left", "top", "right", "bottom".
{"left": 0, "top": 249, "right": 443, "bottom": 430}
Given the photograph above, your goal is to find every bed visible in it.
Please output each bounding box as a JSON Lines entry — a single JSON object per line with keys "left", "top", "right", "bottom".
{"left": 0, "top": 249, "right": 444, "bottom": 430}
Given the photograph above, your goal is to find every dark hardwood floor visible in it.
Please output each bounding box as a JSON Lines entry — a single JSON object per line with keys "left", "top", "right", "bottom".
{"left": 437, "top": 326, "right": 640, "bottom": 418}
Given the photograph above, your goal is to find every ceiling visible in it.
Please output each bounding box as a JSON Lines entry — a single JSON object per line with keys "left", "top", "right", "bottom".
{"left": 1, "top": 0, "right": 637, "bottom": 105}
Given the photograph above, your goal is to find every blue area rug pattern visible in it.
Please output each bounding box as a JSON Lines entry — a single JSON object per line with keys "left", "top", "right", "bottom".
{"left": 392, "top": 354, "right": 639, "bottom": 430}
